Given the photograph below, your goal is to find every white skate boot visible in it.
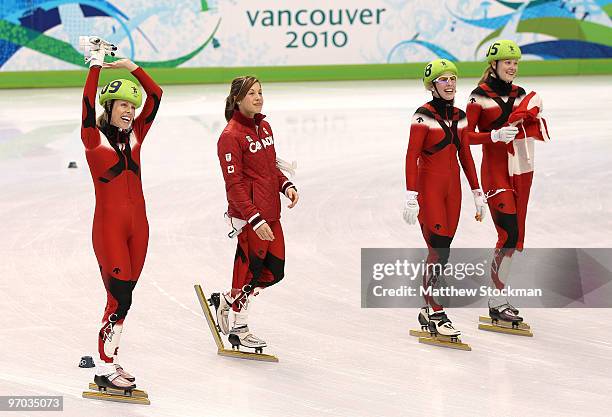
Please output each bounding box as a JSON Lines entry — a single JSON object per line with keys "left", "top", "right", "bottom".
{"left": 209, "top": 292, "right": 233, "bottom": 335}
{"left": 228, "top": 311, "right": 267, "bottom": 354}
{"left": 94, "top": 363, "right": 135, "bottom": 391}
{"left": 79, "top": 36, "right": 117, "bottom": 67}
{"left": 428, "top": 310, "right": 461, "bottom": 340}
{"left": 113, "top": 363, "right": 135, "bottom": 382}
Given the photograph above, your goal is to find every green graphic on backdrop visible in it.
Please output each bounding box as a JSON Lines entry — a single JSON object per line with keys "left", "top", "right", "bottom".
{"left": 387, "top": 0, "right": 612, "bottom": 62}
{"left": 0, "top": 0, "right": 220, "bottom": 69}
{"left": 1, "top": 0, "right": 611, "bottom": 87}
{"left": 0, "top": 18, "right": 220, "bottom": 68}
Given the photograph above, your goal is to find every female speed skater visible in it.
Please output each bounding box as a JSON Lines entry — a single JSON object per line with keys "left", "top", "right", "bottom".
{"left": 80, "top": 37, "right": 162, "bottom": 389}
{"left": 465, "top": 40, "right": 549, "bottom": 325}
{"left": 211, "top": 76, "right": 299, "bottom": 352}
{"left": 404, "top": 59, "right": 487, "bottom": 339}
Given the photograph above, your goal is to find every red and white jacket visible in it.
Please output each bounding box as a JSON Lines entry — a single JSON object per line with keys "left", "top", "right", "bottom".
{"left": 81, "top": 66, "right": 162, "bottom": 205}
{"left": 465, "top": 78, "right": 527, "bottom": 195}
{"left": 217, "top": 111, "right": 295, "bottom": 229}
{"left": 405, "top": 100, "right": 480, "bottom": 192}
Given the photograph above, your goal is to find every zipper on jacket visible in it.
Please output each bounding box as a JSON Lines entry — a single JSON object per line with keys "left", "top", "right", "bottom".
{"left": 121, "top": 144, "right": 131, "bottom": 201}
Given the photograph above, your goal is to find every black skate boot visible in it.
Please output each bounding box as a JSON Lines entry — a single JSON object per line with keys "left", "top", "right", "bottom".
{"left": 94, "top": 372, "right": 136, "bottom": 392}
{"left": 418, "top": 306, "right": 430, "bottom": 331}
{"left": 489, "top": 303, "right": 523, "bottom": 328}
{"left": 505, "top": 303, "right": 520, "bottom": 315}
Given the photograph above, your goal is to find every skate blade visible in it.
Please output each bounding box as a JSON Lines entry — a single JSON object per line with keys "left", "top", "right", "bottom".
{"left": 478, "top": 323, "right": 533, "bottom": 337}
{"left": 194, "top": 284, "right": 226, "bottom": 351}
{"left": 88, "top": 383, "right": 148, "bottom": 398}
{"left": 409, "top": 329, "right": 431, "bottom": 338}
{"left": 195, "top": 284, "right": 279, "bottom": 362}
{"left": 410, "top": 329, "right": 464, "bottom": 343}
{"left": 82, "top": 390, "right": 150, "bottom": 405}
{"left": 479, "top": 316, "right": 531, "bottom": 330}
{"left": 418, "top": 337, "right": 471, "bottom": 351}
{"left": 218, "top": 348, "right": 279, "bottom": 362}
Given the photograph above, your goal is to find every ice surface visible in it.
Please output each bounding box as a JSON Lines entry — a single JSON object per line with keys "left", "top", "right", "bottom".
{"left": 0, "top": 75, "right": 611, "bottom": 416}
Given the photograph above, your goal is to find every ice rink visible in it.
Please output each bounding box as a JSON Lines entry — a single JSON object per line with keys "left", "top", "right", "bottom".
{"left": 1, "top": 75, "right": 612, "bottom": 417}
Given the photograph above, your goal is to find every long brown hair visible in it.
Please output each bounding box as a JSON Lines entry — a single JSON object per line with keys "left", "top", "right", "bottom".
{"left": 224, "top": 76, "right": 259, "bottom": 121}
{"left": 478, "top": 65, "right": 495, "bottom": 85}
{"left": 478, "top": 64, "right": 497, "bottom": 85}
{"left": 96, "top": 100, "right": 113, "bottom": 130}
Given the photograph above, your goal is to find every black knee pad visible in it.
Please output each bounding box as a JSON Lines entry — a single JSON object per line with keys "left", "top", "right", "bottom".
{"left": 493, "top": 210, "right": 519, "bottom": 248}
{"left": 428, "top": 233, "right": 453, "bottom": 265}
{"left": 108, "top": 278, "right": 136, "bottom": 321}
{"left": 247, "top": 252, "right": 265, "bottom": 280}
{"left": 263, "top": 253, "right": 285, "bottom": 287}
{"left": 235, "top": 243, "right": 247, "bottom": 264}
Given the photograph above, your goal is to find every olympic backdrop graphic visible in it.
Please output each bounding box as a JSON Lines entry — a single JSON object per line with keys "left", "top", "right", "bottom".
{"left": 0, "top": 0, "right": 611, "bottom": 71}
{"left": 0, "top": 0, "right": 222, "bottom": 70}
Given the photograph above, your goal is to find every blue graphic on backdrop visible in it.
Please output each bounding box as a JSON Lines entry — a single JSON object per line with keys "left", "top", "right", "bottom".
{"left": 387, "top": 0, "right": 612, "bottom": 63}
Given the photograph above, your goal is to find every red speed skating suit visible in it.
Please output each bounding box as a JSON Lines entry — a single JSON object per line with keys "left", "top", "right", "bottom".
{"left": 405, "top": 98, "right": 480, "bottom": 311}
{"left": 218, "top": 111, "right": 295, "bottom": 312}
{"left": 465, "top": 75, "right": 528, "bottom": 251}
{"left": 81, "top": 65, "right": 162, "bottom": 363}
{"left": 465, "top": 75, "right": 532, "bottom": 291}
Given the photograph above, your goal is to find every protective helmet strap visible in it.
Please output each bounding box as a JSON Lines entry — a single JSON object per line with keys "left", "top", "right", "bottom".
{"left": 491, "top": 61, "right": 500, "bottom": 80}
{"left": 432, "top": 81, "right": 441, "bottom": 98}
{"left": 105, "top": 100, "right": 114, "bottom": 124}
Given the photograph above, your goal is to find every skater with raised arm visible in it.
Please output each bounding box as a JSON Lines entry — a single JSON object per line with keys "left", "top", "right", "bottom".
{"left": 80, "top": 36, "right": 162, "bottom": 391}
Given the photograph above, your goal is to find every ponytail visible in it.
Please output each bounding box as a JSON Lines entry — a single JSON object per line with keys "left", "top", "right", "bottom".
{"left": 224, "top": 95, "right": 235, "bottom": 122}
{"left": 478, "top": 65, "right": 495, "bottom": 85}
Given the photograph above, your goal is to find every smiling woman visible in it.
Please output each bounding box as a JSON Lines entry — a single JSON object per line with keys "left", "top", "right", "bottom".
{"left": 210, "top": 75, "right": 299, "bottom": 354}
{"left": 403, "top": 59, "right": 485, "bottom": 344}
{"left": 97, "top": 77, "right": 142, "bottom": 133}
{"left": 79, "top": 37, "right": 163, "bottom": 394}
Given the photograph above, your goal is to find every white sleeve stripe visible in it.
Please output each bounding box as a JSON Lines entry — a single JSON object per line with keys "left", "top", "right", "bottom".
{"left": 252, "top": 219, "right": 266, "bottom": 230}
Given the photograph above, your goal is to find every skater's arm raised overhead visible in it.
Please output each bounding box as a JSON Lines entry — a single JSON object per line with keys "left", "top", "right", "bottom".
{"left": 405, "top": 110, "right": 428, "bottom": 192}
{"left": 131, "top": 67, "right": 162, "bottom": 141}
{"left": 108, "top": 60, "right": 163, "bottom": 141}
{"left": 81, "top": 66, "right": 102, "bottom": 149}
{"left": 218, "top": 132, "right": 265, "bottom": 229}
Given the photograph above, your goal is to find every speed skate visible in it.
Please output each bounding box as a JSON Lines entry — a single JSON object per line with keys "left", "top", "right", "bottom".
{"left": 478, "top": 316, "right": 534, "bottom": 337}
{"left": 194, "top": 284, "right": 279, "bottom": 362}
{"left": 409, "top": 307, "right": 471, "bottom": 351}
{"left": 82, "top": 383, "right": 150, "bottom": 405}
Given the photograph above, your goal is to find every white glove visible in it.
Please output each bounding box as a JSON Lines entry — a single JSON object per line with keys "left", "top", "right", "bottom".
{"left": 491, "top": 126, "right": 519, "bottom": 144}
{"left": 276, "top": 157, "right": 297, "bottom": 178}
{"left": 403, "top": 191, "right": 419, "bottom": 225}
{"left": 472, "top": 189, "right": 487, "bottom": 222}
{"left": 79, "top": 36, "right": 117, "bottom": 67}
